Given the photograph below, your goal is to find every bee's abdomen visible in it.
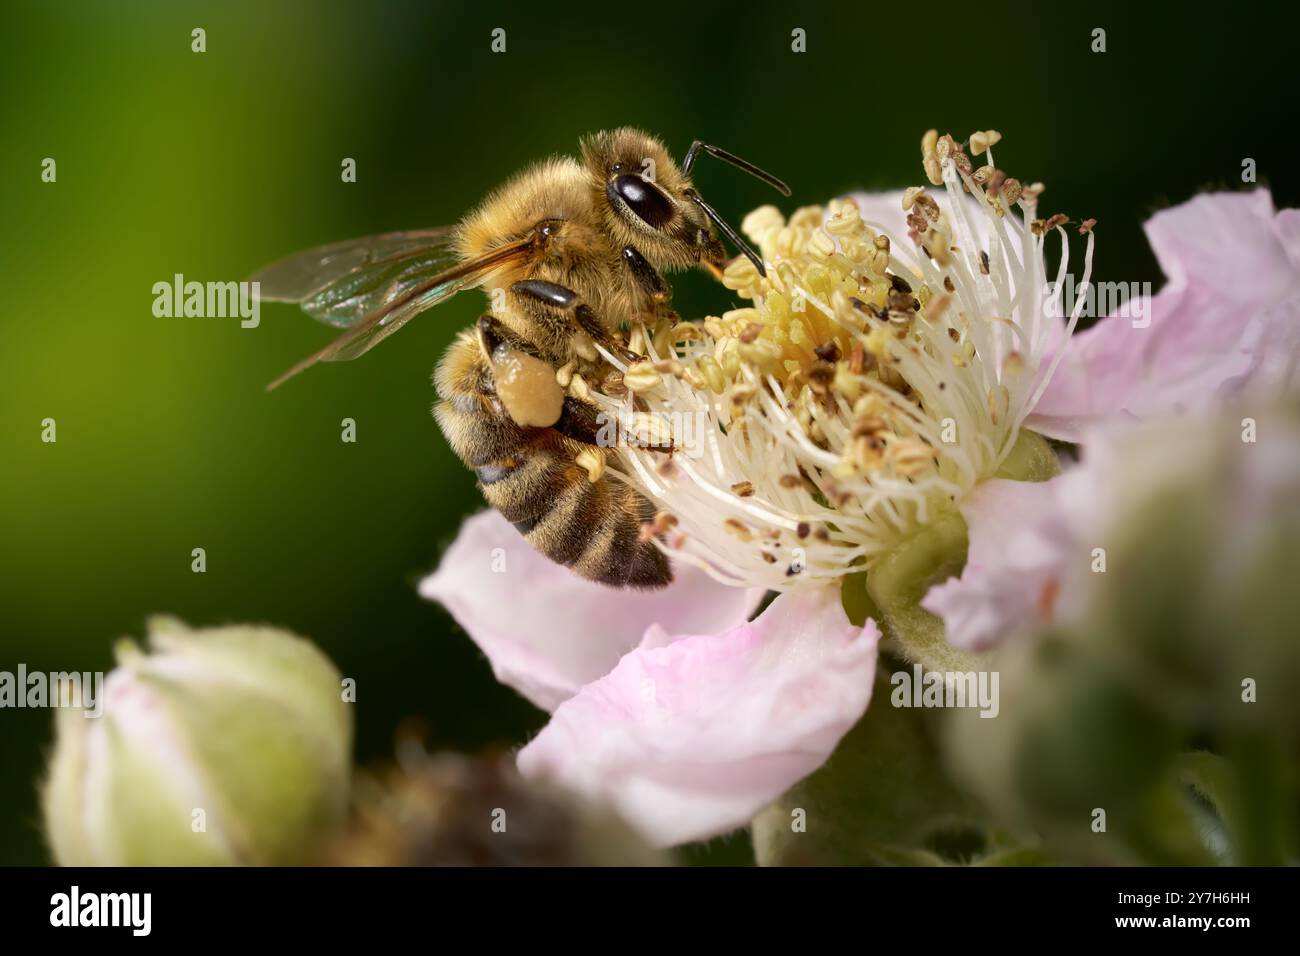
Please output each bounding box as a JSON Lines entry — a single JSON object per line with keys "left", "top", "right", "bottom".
{"left": 434, "top": 334, "right": 671, "bottom": 589}
{"left": 477, "top": 447, "right": 670, "bottom": 589}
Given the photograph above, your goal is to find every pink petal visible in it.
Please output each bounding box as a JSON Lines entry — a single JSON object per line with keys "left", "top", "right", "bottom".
{"left": 419, "top": 510, "right": 763, "bottom": 712}
{"left": 1030, "top": 191, "right": 1300, "bottom": 441}
{"left": 922, "top": 477, "right": 1087, "bottom": 652}
{"left": 516, "top": 588, "right": 879, "bottom": 847}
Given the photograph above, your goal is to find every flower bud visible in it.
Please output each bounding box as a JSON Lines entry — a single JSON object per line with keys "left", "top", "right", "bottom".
{"left": 42, "top": 617, "right": 352, "bottom": 865}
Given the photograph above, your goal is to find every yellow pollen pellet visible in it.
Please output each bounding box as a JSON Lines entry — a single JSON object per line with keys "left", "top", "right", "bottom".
{"left": 731, "top": 481, "right": 755, "bottom": 498}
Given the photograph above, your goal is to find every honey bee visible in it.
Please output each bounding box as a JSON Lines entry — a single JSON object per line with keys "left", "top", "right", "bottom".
{"left": 253, "top": 128, "right": 789, "bottom": 588}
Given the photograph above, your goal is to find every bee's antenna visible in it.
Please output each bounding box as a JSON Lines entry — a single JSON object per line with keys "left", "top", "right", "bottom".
{"left": 686, "top": 190, "right": 767, "bottom": 278}
{"left": 681, "top": 140, "right": 792, "bottom": 197}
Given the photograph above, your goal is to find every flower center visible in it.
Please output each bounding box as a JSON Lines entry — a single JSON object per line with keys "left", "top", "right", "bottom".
{"left": 589, "top": 130, "right": 1094, "bottom": 591}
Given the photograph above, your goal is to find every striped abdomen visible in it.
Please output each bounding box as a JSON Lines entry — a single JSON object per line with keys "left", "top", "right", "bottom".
{"left": 434, "top": 332, "right": 671, "bottom": 588}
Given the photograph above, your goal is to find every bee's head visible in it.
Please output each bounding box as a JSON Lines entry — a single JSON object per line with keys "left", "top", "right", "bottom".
{"left": 581, "top": 128, "right": 788, "bottom": 277}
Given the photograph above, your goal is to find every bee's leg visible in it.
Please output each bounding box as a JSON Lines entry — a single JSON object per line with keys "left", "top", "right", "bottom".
{"left": 476, "top": 313, "right": 569, "bottom": 429}
{"left": 551, "top": 396, "right": 674, "bottom": 455}
{"left": 510, "top": 280, "right": 641, "bottom": 363}
{"left": 551, "top": 396, "right": 610, "bottom": 447}
{"left": 475, "top": 313, "right": 542, "bottom": 360}
{"left": 620, "top": 245, "right": 671, "bottom": 307}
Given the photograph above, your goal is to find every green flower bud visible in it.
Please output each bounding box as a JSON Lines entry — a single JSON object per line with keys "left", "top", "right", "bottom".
{"left": 42, "top": 617, "right": 352, "bottom": 865}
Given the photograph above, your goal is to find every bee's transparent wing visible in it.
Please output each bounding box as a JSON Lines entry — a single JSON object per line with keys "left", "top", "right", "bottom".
{"left": 252, "top": 228, "right": 461, "bottom": 328}
{"left": 257, "top": 231, "right": 535, "bottom": 390}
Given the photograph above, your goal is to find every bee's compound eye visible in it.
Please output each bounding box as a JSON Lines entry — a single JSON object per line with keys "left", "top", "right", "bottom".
{"left": 609, "top": 174, "right": 675, "bottom": 229}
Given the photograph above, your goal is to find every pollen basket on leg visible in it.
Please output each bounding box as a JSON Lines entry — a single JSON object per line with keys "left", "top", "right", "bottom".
{"left": 610, "top": 130, "right": 1095, "bottom": 591}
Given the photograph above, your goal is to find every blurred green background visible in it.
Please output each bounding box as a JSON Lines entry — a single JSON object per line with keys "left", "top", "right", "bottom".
{"left": 1, "top": 1, "right": 1296, "bottom": 865}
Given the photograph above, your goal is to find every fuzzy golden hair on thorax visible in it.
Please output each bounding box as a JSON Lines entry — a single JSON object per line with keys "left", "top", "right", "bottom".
{"left": 453, "top": 156, "right": 620, "bottom": 320}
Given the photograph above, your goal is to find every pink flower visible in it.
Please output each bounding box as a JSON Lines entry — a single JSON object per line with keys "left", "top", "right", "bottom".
{"left": 927, "top": 190, "right": 1299, "bottom": 651}
{"left": 421, "top": 511, "right": 877, "bottom": 845}
{"left": 423, "top": 175, "right": 1293, "bottom": 846}
{"left": 1028, "top": 190, "right": 1299, "bottom": 441}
